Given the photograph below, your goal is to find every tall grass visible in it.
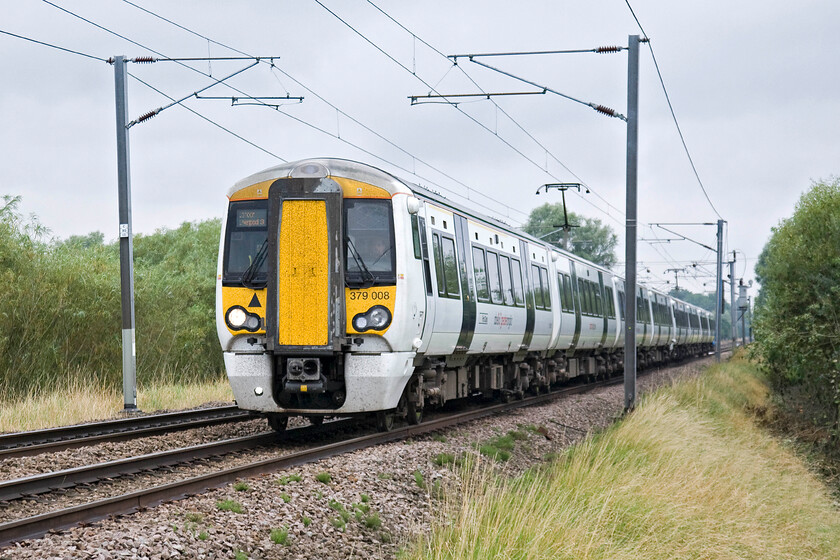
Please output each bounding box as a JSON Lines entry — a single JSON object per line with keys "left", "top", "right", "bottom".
{"left": 0, "top": 374, "right": 233, "bottom": 432}
{"left": 0, "top": 195, "right": 224, "bottom": 402}
{"left": 412, "top": 356, "right": 840, "bottom": 559}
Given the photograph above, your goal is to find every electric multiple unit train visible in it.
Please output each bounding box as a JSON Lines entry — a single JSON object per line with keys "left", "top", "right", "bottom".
{"left": 216, "top": 158, "right": 714, "bottom": 431}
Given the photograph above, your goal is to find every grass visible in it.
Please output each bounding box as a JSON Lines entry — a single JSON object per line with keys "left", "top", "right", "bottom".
{"left": 233, "top": 481, "right": 250, "bottom": 492}
{"left": 407, "top": 355, "right": 840, "bottom": 559}
{"left": 315, "top": 471, "right": 331, "bottom": 484}
{"left": 270, "top": 526, "right": 289, "bottom": 545}
{"left": 0, "top": 376, "right": 233, "bottom": 432}
{"left": 216, "top": 499, "right": 244, "bottom": 514}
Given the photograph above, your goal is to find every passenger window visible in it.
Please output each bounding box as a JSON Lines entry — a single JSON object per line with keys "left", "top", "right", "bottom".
{"left": 563, "top": 274, "right": 574, "bottom": 313}
{"left": 539, "top": 267, "right": 551, "bottom": 310}
{"left": 472, "top": 247, "right": 490, "bottom": 302}
{"left": 531, "top": 265, "right": 544, "bottom": 309}
{"left": 419, "top": 217, "right": 432, "bottom": 295}
{"left": 557, "top": 274, "right": 565, "bottom": 311}
{"left": 441, "top": 236, "right": 460, "bottom": 298}
{"left": 432, "top": 234, "right": 445, "bottom": 297}
{"left": 618, "top": 291, "right": 626, "bottom": 321}
{"left": 594, "top": 282, "right": 603, "bottom": 316}
{"left": 511, "top": 259, "right": 524, "bottom": 306}
{"left": 499, "top": 255, "right": 514, "bottom": 306}
{"left": 411, "top": 215, "right": 422, "bottom": 259}
{"left": 487, "top": 252, "right": 503, "bottom": 304}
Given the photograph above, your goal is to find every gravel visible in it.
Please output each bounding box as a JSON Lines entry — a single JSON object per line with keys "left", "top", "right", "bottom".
{"left": 0, "top": 356, "right": 718, "bottom": 559}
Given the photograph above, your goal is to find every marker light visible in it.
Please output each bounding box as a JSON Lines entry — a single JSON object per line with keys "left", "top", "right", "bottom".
{"left": 352, "top": 305, "right": 392, "bottom": 332}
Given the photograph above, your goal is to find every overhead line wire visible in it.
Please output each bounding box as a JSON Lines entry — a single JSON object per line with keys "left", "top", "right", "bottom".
{"left": 0, "top": 28, "right": 106, "bottom": 61}
{"left": 116, "top": 0, "right": 526, "bottom": 222}
{"left": 315, "top": 0, "right": 627, "bottom": 229}
{"left": 364, "top": 0, "right": 626, "bottom": 220}
{"left": 623, "top": 0, "right": 723, "bottom": 220}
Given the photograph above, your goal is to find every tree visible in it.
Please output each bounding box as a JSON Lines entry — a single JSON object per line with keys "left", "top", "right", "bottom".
{"left": 522, "top": 202, "right": 618, "bottom": 268}
{"left": 752, "top": 177, "right": 840, "bottom": 435}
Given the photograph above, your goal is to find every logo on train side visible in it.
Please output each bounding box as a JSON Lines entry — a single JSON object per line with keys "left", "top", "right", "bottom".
{"left": 493, "top": 314, "right": 513, "bottom": 328}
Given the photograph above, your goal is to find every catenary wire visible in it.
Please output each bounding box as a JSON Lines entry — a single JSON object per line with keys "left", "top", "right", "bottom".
{"left": 623, "top": 0, "right": 723, "bottom": 220}
{"left": 365, "top": 0, "right": 627, "bottom": 220}
{"left": 314, "top": 0, "right": 629, "bottom": 229}
{"left": 0, "top": 28, "right": 106, "bottom": 62}
{"left": 116, "top": 0, "right": 526, "bottom": 222}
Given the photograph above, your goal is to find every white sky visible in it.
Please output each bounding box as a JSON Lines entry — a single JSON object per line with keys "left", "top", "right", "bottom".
{"left": 2, "top": 0, "right": 838, "bottom": 299}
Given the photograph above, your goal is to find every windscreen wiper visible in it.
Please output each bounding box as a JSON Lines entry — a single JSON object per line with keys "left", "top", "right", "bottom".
{"left": 345, "top": 237, "right": 376, "bottom": 288}
{"left": 241, "top": 239, "right": 268, "bottom": 289}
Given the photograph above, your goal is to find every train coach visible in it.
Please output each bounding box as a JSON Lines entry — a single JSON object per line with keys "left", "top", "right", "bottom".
{"left": 216, "top": 158, "right": 714, "bottom": 431}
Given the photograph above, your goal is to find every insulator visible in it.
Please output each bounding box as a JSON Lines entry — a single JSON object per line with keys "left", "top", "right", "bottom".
{"left": 592, "top": 104, "right": 618, "bottom": 117}
{"left": 596, "top": 46, "right": 621, "bottom": 54}
{"left": 132, "top": 56, "right": 156, "bottom": 64}
{"left": 137, "top": 110, "right": 159, "bottom": 123}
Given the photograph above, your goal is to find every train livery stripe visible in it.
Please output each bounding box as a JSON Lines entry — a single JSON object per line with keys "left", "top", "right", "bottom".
{"left": 598, "top": 271, "right": 608, "bottom": 348}
{"left": 454, "top": 215, "right": 476, "bottom": 351}
{"left": 569, "top": 260, "right": 582, "bottom": 352}
{"left": 276, "top": 200, "right": 329, "bottom": 346}
{"left": 519, "top": 240, "right": 535, "bottom": 350}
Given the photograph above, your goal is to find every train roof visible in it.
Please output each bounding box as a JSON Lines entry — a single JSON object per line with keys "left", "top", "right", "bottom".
{"left": 230, "top": 158, "right": 711, "bottom": 317}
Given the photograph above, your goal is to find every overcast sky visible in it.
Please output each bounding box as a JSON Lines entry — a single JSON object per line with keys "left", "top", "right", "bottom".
{"left": 2, "top": 0, "right": 838, "bottom": 298}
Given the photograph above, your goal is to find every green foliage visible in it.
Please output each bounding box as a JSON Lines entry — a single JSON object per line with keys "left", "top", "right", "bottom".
{"left": 270, "top": 526, "right": 289, "bottom": 545}
{"left": 434, "top": 452, "right": 456, "bottom": 466}
{"left": 302, "top": 515, "right": 311, "bottom": 527}
{"left": 315, "top": 471, "right": 331, "bottom": 484}
{"left": 0, "top": 195, "right": 223, "bottom": 400}
{"left": 523, "top": 202, "right": 618, "bottom": 267}
{"left": 234, "top": 551, "right": 248, "bottom": 560}
{"left": 216, "top": 499, "right": 244, "bottom": 513}
{"left": 233, "top": 481, "right": 250, "bottom": 492}
{"left": 752, "top": 177, "right": 840, "bottom": 432}
{"left": 413, "top": 470, "right": 425, "bottom": 489}
{"left": 280, "top": 492, "right": 291, "bottom": 503}
{"left": 198, "top": 531, "right": 209, "bottom": 541}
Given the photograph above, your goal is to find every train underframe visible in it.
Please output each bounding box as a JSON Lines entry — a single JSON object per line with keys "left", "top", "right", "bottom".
{"left": 262, "top": 341, "right": 713, "bottom": 432}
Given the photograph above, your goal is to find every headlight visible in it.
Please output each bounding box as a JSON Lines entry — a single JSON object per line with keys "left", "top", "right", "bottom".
{"left": 352, "top": 305, "right": 392, "bottom": 332}
{"left": 227, "top": 307, "right": 247, "bottom": 328}
{"left": 226, "top": 306, "right": 261, "bottom": 332}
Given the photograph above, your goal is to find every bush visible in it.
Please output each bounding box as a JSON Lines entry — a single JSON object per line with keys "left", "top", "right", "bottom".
{"left": 752, "top": 177, "right": 840, "bottom": 433}
{"left": 0, "top": 194, "right": 223, "bottom": 401}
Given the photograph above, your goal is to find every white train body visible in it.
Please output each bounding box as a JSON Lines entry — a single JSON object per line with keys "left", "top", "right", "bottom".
{"left": 216, "top": 159, "right": 714, "bottom": 425}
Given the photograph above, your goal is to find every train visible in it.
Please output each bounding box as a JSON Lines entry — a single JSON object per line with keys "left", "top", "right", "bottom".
{"left": 216, "top": 158, "right": 715, "bottom": 432}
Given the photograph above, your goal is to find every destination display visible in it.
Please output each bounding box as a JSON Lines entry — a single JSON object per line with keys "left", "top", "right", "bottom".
{"left": 236, "top": 209, "right": 267, "bottom": 228}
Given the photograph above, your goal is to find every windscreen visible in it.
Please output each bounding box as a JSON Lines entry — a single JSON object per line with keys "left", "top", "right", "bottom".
{"left": 344, "top": 199, "right": 396, "bottom": 287}
{"left": 223, "top": 200, "right": 268, "bottom": 286}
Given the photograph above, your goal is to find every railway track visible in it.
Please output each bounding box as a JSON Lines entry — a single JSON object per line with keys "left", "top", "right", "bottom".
{"left": 0, "top": 375, "right": 615, "bottom": 548}
{"left": 0, "top": 405, "right": 255, "bottom": 460}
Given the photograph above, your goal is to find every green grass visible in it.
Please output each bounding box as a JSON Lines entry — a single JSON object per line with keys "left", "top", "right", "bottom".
{"left": 413, "top": 470, "right": 425, "bottom": 489}
{"left": 315, "top": 471, "right": 331, "bottom": 484}
{"left": 434, "top": 453, "right": 456, "bottom": 466}
{"left": 280, "top": 492, "right": 291, "bottom": 503}
{"left": 270, "top": 527, "right": 289, "bottom": 545}
{"left": 233, "top": 481, "right": 250, "bottom": 492}
{"left": 407, "top": 356, "right": 840, "bottom": 559}
{"left": 215, "top": 499, "right": 244, "bottom": 514}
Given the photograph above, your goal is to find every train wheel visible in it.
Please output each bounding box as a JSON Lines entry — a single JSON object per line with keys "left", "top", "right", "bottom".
{"left": 376, "top": 411, "right": 395, "bottom": 432}
{"left": 309, "top": 416, "right": 325, "bottom": 426}
{"left": 406, "top": 400, "right": 423, "bottom": 425}
{"left": 267, "top": 414, "right": 288, "bottom": 433}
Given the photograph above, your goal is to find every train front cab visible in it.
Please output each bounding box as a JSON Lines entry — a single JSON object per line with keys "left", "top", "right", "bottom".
{"left": 217, "top": 161, "right": 420, "bottom": 429}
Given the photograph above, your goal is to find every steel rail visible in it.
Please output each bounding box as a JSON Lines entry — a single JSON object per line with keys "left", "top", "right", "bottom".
{"left": 0, "top": 405, "right": 254, "bottom": 459}
{"left": 0, "top": 418, "right": 358, "bottom": 502}
{"left": 0, "top": 378, "right": 611, "bottom": 547}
